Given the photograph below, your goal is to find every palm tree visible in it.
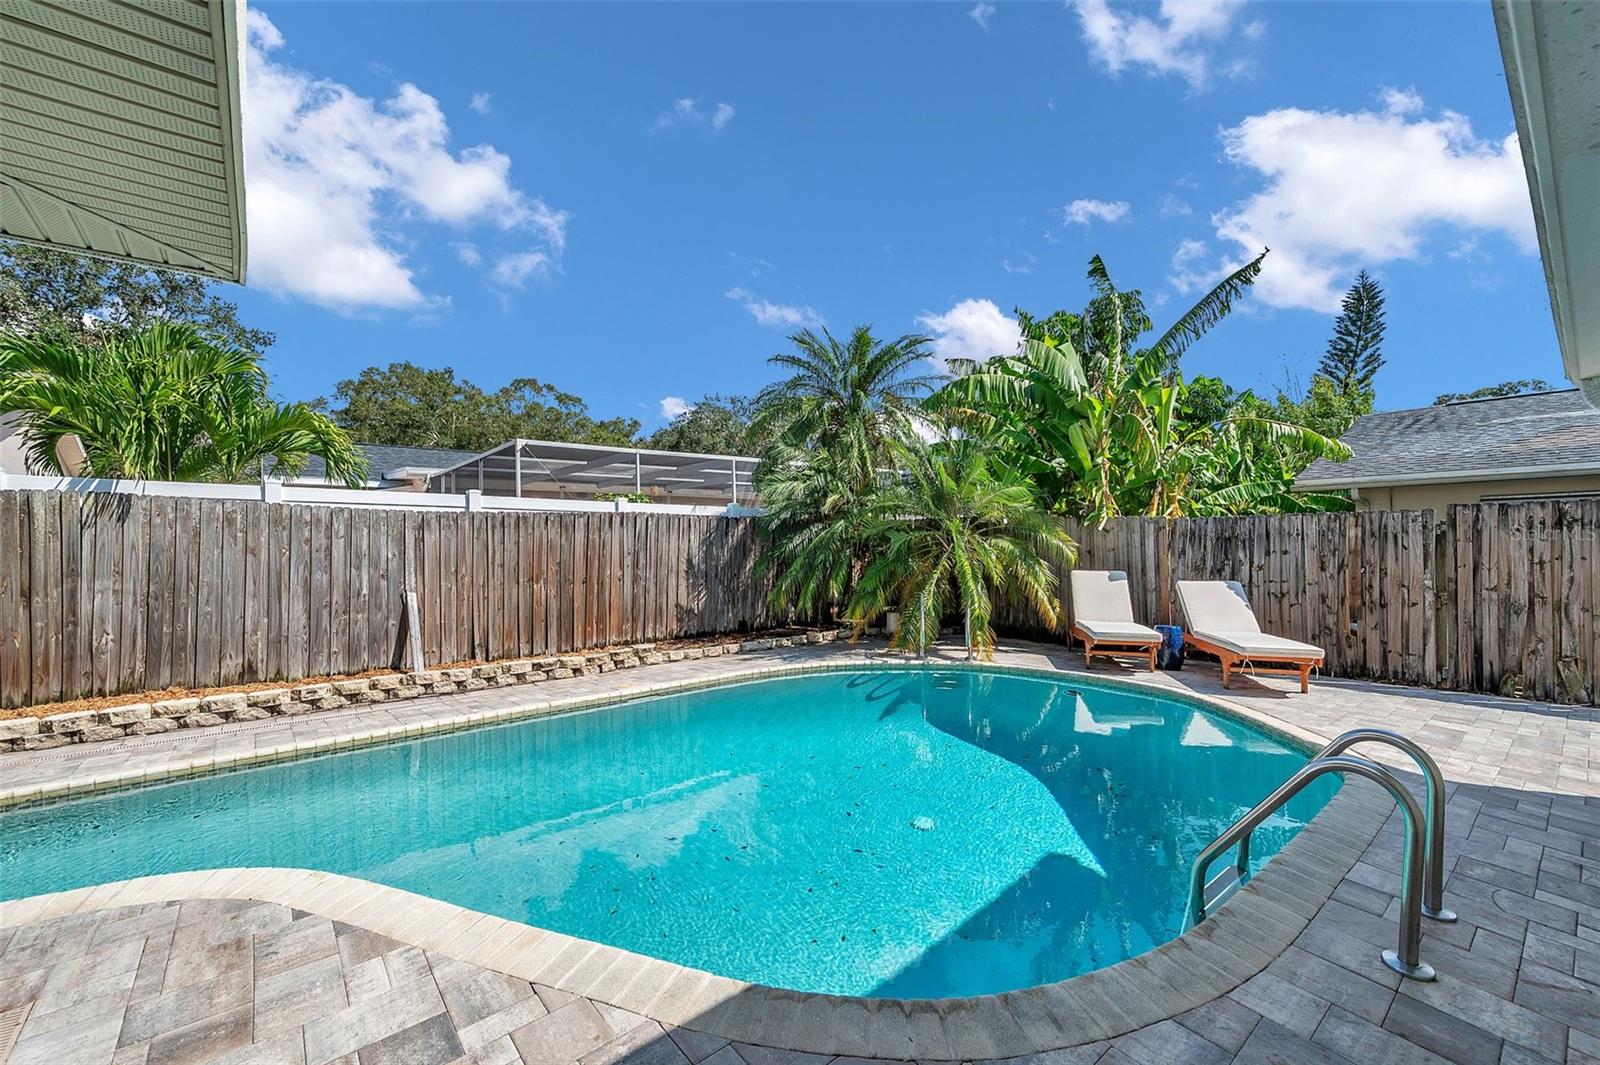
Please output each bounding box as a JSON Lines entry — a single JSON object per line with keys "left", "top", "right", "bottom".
{"left": 846, "top": 436, "right": 1076, "bottom": 660}
{"left": 755, "top": 440, "right": 878, "bottom": 620}
{"left": 753, "top": 326, "right": 939, "bottom": 617}
{"left": 1135, "top": 392, "right": 1352, "bottom": 516}
{"left": 754, "top": 326, "right": 939, "bottom": 489}
{"left": 929, "top": 251, "right": 1347, "bottom": 523}
{"left": 0, "top": 322, "right": 367, "bottom": 485}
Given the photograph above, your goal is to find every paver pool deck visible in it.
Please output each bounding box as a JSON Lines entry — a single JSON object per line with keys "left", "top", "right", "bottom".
{"left": 0, "top": 640, "right": 1596, "bottom": 1065}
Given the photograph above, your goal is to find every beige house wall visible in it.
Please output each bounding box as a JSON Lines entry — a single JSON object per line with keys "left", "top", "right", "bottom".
{"left": 1349, "top": 473, "right": 1600, "bottom": 510}
{"left": 0, "top": 414, "right": 30, "bottom": 475}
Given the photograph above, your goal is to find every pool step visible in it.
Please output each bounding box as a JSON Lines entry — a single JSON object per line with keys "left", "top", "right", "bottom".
{"left": 0, "top": 1000, "right": 32, "bottom": 1064}
{"left": 1201, "top": 864, "right": 1242, "bottom": 914}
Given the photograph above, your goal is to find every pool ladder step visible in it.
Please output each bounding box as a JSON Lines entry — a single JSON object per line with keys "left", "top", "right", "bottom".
{"left": 1201, "top": 864, "right": 1244, "bottom": 914}
{"left": 1187, "top": 728, "right": 1454, "bottom": 982}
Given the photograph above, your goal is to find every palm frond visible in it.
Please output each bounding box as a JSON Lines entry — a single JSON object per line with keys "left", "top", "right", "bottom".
{"left": 831, "top": 437, "right": 1071, "bottom": 655}
{"left": 0, "top": 322, "right": 362, "bottom": 484}
{"left": 1145, "top": 248, "right": 1268, "bottom": 365}
{"left": 1086, "top": 255, "right": 1117, "bottom": 302}
{"left": 1198, "top": 480, "right": 1354, "bottom": 514}
{"left": 1230, "top": 413, "right": 1352, "bottom": 460}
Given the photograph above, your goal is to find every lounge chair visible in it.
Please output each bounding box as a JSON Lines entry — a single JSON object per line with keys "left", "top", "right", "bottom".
{"left": 1070, "top": 570, "right": 1160, "bottom": 671}
{"left": 1176, "top": 579, "right": 1325, "bottom": 693}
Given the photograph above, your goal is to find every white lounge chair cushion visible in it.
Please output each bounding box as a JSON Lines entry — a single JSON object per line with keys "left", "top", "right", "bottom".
{"left": 1177, "top": 579, "right": 1326, "bottom": 661}
{"left": 1194, "top": 630, "right": 1325, "bottom": 662}
{"left": 1071, "top": 570, "right": 1139, "bottom": 624}
{"left": 1176, "top": 580, "right": 1261, "bottom": 633}
{"left": 1075, "top": 619, "right": 1161, "bottom": 644}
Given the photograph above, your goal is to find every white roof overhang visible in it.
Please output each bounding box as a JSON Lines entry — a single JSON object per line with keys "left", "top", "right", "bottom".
{"left": 0, "top": 0, "right": 248, "bottom": 282}
{"left": 1494, "top": 0, "right": 1600, "bottom": 403}
{"left": 1298, "top": 459, "right": 1600, "bottom": 492}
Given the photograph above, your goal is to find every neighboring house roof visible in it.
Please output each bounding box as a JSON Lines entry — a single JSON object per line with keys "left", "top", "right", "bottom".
{"left": 1298, "top": 389, "right": 1600, "bottom": 489}
{"left": 0, "top": 0, "right": 248, "bottom": 282}
{"left": 294, "top": 444, "right": 478, "bottom": 484}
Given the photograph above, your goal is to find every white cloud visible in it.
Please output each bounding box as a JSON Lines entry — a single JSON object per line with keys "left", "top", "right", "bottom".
{"left": 489, "top": 251, "right": 551, "bottom": 288}
{"left": 654, "top": 98, "right": 697, "bottom": 132}
{"left": 725, "top": 287, "right": 823, "bottom": 329}
{"left": 1002, "top": 251, "right": 1038, "bottom": 275}
{"left": 242, "top": 11, "right": 566, "bottom": 311}
{"left": 469, "top": 92, "right": 492, "bottom": 115}
{"left": 250, "top": 9, "right": 284, "bottom": 48}
{"left": 1167, "top": 238, "right": 1213, "bottom": 295}
{"left": 1380, "top": 86, "right": 1424, "bottom": 115}
{"left": 728, "top": 251, "right": 773, "bottom": 277}
{"left": 1074, "top": 0, "right": 1253, "bottom": 90}
{"left": 917, "top": 299, "right": 1022, "bottom": 369}
{"left": 653, "top": 97, "right": 736, "bottom": 133}
{"left": 1064, "top": 198, "right": 1131, "bottom": 225}
{"left": 1204, "top": 94, "right": 1536, "bottom": 311}
{"left": 970, "top": 1, "right": 996, "bottom": 30}
{"left": 659, "top": 396, "right": 694, "bottom": 420}
{"left": 1158, "top": 192, "right": 1193, "bottom": 217}
{"left": 454, "top": 242, "right": 482, "bottom": 267}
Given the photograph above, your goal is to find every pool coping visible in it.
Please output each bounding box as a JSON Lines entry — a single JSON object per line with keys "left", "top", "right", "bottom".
{"left": 0, "top": 657, "right": 1336, "bottom": 809}
{"left": 0, "top": 656, "right": 1397, "bottom": 1057}
{"left": 0, "top": 788, "right": 1389, "bottom": 1058}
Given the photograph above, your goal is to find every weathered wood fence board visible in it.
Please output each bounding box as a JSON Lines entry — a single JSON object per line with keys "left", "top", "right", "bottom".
{"left": 996, "top": 502, "right": 1600, "bottom": 704}
{"left": 0, "top": 491, "right": 780, "bottom": 707}
{"left": 6, "top": 489, "right": 1600, "bottom": 707}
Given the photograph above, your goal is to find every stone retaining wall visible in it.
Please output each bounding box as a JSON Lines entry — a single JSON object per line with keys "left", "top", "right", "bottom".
{"left": 0, "top": 630, "right": 850, "bottom": 752}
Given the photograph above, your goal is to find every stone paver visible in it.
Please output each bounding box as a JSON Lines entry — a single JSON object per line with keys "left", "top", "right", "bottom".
{"left": 0, "top": 640, "right": 1597, "bottom": 1064}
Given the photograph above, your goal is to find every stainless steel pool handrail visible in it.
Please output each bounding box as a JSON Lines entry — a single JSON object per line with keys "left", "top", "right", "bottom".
{"left": 1313, "top": 728, "right": 1456, "bottom": 923}
{"left": 1207, "top": 729, "right": 1455, "bottom": 923}
{"left": 1186, "top": 753, "right": 1437, "bottom": 981}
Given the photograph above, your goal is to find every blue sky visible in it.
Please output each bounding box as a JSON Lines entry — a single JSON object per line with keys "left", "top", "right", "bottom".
{"left": 234, "top": 1, "right": 1556, "bottom": 431}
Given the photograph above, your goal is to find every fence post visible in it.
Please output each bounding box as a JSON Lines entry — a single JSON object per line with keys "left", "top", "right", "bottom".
{"left": 262, "top": 478, "right": 284, "bottom": 504}
{"left": 1431, "top": 514, "right": 1453, "bottom": 689}
{"left": 465, "top": 489, "right": 484, "bottom": 512}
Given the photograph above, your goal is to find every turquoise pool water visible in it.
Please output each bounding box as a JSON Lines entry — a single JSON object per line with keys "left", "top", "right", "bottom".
{"left": 0, "top": 668, "right": 1334, "bottom": 998}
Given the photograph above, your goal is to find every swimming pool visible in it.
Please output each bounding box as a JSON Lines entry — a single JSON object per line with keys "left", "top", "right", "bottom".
{"left": 0, "top": 667, "right": 1334, "bottom": 998}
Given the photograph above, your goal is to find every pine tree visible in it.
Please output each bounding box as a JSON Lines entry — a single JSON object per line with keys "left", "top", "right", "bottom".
{"left": 1317, "top": 270, "right": 1386, "bottom": 398}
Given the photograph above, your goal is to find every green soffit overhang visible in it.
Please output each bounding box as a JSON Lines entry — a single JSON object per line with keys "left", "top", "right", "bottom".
{"left": 0, "top": 0, "right": 248, "bottom": 283}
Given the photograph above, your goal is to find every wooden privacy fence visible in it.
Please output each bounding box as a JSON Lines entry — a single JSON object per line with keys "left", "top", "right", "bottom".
{"left": 0, "top": 490, "right": 779, "bottom": 708}
{"left": 4, "top": 489, "right": 1597, "bottom": 708}
{"left": 998, "top": 502, "right": 1600, "bottom": 705}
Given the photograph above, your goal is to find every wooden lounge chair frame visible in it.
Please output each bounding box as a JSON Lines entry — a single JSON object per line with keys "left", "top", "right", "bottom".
{"left": 1072, "top": 624, "right": 1158, "bottom": 671}
{"left": 1182, "top": 633, "right": 1317, "bottom": 693}
{"left": 1069, "top": 570, "right": 1160, "bottom": 671}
